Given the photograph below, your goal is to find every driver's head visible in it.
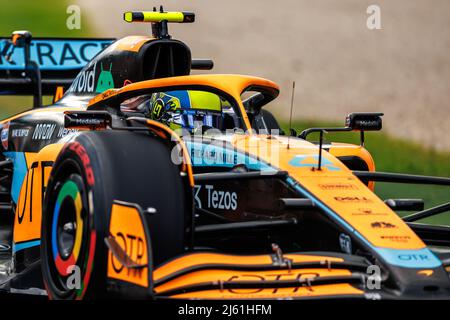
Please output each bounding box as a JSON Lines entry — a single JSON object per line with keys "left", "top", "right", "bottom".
{"left": 148, "top": 90, "right": 223, "bottom": 132}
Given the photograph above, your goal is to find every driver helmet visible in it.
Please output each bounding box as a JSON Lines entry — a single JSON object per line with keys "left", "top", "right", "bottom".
{"left": 148, "top": 90, "right": 223, "bottom": 132}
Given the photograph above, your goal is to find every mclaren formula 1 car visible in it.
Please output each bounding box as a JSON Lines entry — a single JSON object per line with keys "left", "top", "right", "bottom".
{"left": 0, "top": 10, "right": 449, "bottom": 300}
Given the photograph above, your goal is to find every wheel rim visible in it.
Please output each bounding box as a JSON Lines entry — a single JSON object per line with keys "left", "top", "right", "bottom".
{"left": 47, "top": 173, "right": 90, "bottom": 297}
{"left": 57, "top": 198, "right": 76, "bottom": 260}
{"left": 52, "top": 180, "right": 84, "bottom": 275}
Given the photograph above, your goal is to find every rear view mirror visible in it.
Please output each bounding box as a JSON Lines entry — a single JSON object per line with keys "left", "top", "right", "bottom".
{"left": 64, "top": 111, "right": 112, "bottom": 130}
{"left": 384, "top": 199, "right": 425, "bottom": 211}
{"left": 345, "top": 112, "right": 383, "bottom": 131}
{"left": 191, "top": 59, "right": 214, "bottom": 70}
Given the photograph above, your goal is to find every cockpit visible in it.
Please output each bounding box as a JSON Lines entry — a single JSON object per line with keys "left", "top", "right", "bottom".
{"left": 119, "top": 85, "right": 283, "bottom": 135}
{"left": 120, "top": 89, "right": 241, "bottom": 134}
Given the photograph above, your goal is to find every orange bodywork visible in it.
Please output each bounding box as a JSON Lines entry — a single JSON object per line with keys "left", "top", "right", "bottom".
{"left": 152, "top": 252, "right": 362, "bottom": 299}
{"left": 154, "top": 252, "right": 344, "bottom": 283}
{"left": 158, "top": 269, "right": 361, "bottom": 299}
{"left": 13, "top": 144, "right": 64, "bottom": 244}
{"left": 231, "top": 135, "right": 425, "bottom": 251}
{"left": 107, "top": 202, "right": 150, "bottom": 288}
{"left": 328, "top": 142, "right": 376, "bottom": 190}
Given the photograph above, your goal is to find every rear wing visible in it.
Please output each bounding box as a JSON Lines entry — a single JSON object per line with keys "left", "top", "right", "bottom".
{"left": 0, "top": 37, "right": 115, "bottom": 96}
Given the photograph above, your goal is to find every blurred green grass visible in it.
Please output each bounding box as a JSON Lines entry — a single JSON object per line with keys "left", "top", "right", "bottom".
{"left": 0, "top": 0, "right": 90, "bottom": 116}
{"left": 0, "top": 1, "right": 88, "bottom": 37}
{"left": 281, "top": 120, "right": 450, "bottom": 226}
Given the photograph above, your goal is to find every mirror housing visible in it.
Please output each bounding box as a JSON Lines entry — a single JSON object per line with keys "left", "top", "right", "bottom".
{"left": 384, "top": 199, "right": 425, "bottom": 212}
{"left": 64, "top": 111, "right": 112, "bottom": 130}
{"left": 345, "top": 112, "right": 383, "bottom": 131}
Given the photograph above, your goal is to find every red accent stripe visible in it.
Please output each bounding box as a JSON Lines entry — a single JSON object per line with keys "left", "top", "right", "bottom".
{"left": 55, "top": 254, "right": 76, "bottom": 276}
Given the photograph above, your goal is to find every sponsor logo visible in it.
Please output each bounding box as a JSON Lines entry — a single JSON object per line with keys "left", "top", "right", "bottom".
{"left": 371, "top": 221, "right": 397, "bottom": 229}
{"left": 380, "top": 235, "right": 411, "bottom": 242}
{"left": 110, "top": 231, "right": 146, "bottom": 275}
{"left": 32, "top": 123, "right": 56, "bottom": 140}
{"left": 11, "top": 128, "right": 29, "bottom": 138}
{"left": 206, "top": 185, "right": 237, "bottom": 211}
{"left": 225, "top": 272, "right": 319, "bottom": 295}
{"left": 1, "top": 122, "right": 9, "bottom": 149}
{"left": 57, "top": 127, "right": 78, "bottom": 138}
{"left": 339, "top": 233, "right": 352, "bottom": 254}
{"left": 0, "top": 39, "right": 112, "bottom": 70}
{"left": 95, "top": 63, "right": 114, "bottom": 93}
{"left": 355, "top": 120, "right": 379, "bottom": 127}
{"left": 351, "top": 208, "right": 388, "bottom": 216}
{"left": 318, "top": 183, "right": 358, "bottom": 190}
{"left": 151, "top": 99, "right": 165, "bottom": 120}
{"left": 68, "top": 142, "right": 94, "bottom": 186}
{"left": 289, "top": 155, "right": 341, "bottom": 171}
{"left": 375, "top": 247, "right": 441, "bottom": 268}
{"left": 334, "top": 196, "right": 373, "bottom": 203}
{"left": 193, "top": 185, "right": 202, "bottom": 208}
{"left": 69, "top": 61, "right": 96, "bottom": 93}
{"left": 398, "top": 254, "right": 430, "bottom": 262}
{"left": 194, "top": 185, "right": 238, "bottom": 211}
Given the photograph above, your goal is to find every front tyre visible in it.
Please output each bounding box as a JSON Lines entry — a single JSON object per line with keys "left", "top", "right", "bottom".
{"left": 41, "top": 131, "right": 189, "bottom": 299}
{"left": 41, "top": 141, "right": 105, "bottom": 300}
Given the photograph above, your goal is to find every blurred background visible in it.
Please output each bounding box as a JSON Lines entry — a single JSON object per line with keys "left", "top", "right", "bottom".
{"left": 0, "top": 0, "right": 449, "bottom": 224}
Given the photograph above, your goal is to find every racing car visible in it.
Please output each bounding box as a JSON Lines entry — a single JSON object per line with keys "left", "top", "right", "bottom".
{"left": 0, "top": 9, "right": 449, "bottom": 300}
